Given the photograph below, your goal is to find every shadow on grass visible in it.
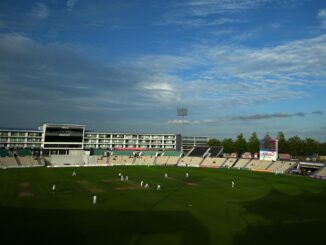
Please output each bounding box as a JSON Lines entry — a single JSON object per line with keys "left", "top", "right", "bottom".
{"left": 233, "top": 188, "right": 326, "bottom": 245}
{"left": 1, "top": 207, "right": 210, "bottom": 245}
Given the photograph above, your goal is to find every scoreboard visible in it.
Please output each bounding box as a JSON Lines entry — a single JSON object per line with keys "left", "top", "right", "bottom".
{"left": 42, "top": 124, "right": 85, "bottom": 149}
{"left": 259, "top": 136, "right": 278, "bottom": 161}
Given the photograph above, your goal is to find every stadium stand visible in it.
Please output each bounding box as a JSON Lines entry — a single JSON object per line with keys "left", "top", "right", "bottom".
{"left": 155, "top": 156, "right": 169, "bottom": 166}
{"left": 109, "top": 156, "right": 134, "bottom": 165}
{"left": 16, "top": 149, "right": 32, "bottom": 157}
{"left": 312, "top": 167, "right": 326, "bottom": 177}
{"left": 92, "top": 149, "right": 106, "bottom": 156}
{"left": 221, "top": 158, "right": 237, "bottom": 168}
{"left": 19, "top": 156, "right": 39, "bottom": 166}
{"left": 166, "top": 156, "right": 180, "bottom": 165}
{"left": 246, "top": 159, "right": 272, "bottom": 171}
{"left": 232, "top": 158, "right": 251, "bottom": 169}
{"left": 134, "top": 156, "right": 156, "bottom": 165}
{"left": 201, "top": 157, "right": 226, "bottom": 168}
{"left": 187, "top": 147, "right": 210, "bottom": 157}
{"left": 111, "top": 150, "right": 135, "bottom": 156}
{"left": 208, "top": 146, "right": 224, "bottom": 157}
{"left": 141, "top": 151, "right": 158, "bottom": 157}
{"left": 178, "top": 156, "right": 203, "bottom": 167}
{"left": 162, "top": 151, "right": 182, "bottom": 157}
{"left": 0, "top": 149, "right": 11, "bottom": 157}
{"left": 267, "top": 161, "right": 297, "bottom": 173}
{"left": 109, "top": 150, "right": 135, "bottom": 165}
{"left": 155, "top": 151, "right": 181, "bottom": 166}
{"left": 0, "top": 157, "right": 19, "bottom": 167}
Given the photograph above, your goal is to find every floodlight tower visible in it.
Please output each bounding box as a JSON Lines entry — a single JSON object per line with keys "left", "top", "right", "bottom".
{"left": 177, "top": 108, "right": 187, "bottom": 151}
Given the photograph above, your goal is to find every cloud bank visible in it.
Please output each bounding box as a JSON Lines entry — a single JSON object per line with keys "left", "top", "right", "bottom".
{"left": 27, "top": 2, "right": 49, "bottom": 19}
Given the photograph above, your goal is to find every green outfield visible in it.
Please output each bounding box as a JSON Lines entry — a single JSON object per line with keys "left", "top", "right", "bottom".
{"left": 0, "top": 166, "right": 325, "bottom": 245}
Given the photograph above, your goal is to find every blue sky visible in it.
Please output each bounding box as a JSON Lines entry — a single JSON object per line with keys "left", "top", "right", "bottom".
{"left": 0, "top": 0, "right": 325, "bottom": 141}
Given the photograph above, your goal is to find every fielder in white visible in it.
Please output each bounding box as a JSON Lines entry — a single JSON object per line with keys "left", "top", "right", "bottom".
{"left": 72, "top": 171, "right": 76, "bottom": 177}
{"left": 52, "top": 184, "right": 56, "bottom": 193}
{"left": 157, "top": 185, "right": 161, "bottom": 190}
{"left": 121, "top": 175, "right": 124, "bottom": 181}
{"left": 125, "top": 176, "right": 128, "bottom": 181}
{"left": 145, "top": 183, "right": 149, "bottom": 189}
{"left": 164, "top": 173, "right": 168, "bottom": 179}
{"left": 186, "top": 172, "right": 189, "bottom": 178}
{"left": 140, "top": 180, "right": 144, "bottom": 187}
{"left": 93, "top": 195, "right": 97, "bottom": 204}
{"left": 232, "top": 181, "right": 235, "bottom": 188}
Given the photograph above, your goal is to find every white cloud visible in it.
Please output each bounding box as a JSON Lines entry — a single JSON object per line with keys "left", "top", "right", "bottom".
{"left": 160, "top": 0, "right": 271, "bottom": 27}
{"left": 1, "top": 32, "right": 325, "bottom": 134}
{"left": 136, "top": 76, "right": 181, "bottom": 104}
{"left": 318, "top": 9, "right": 326, "bottom": 28}
{"left": 129, "top": 34, "right": 326, "bottom": 113}
{"left": 28, "top": 2, "right": 49, "bottom": 19}
{"left": 184, "top": 0, "right": 270, "bottom": 16}
{"left": 66, "top": 0, "right": 79, "bottom": 12}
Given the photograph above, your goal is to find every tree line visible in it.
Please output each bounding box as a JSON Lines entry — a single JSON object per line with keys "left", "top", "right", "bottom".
{"left": 208, "top": 132, "right": 326, "bottom": 158}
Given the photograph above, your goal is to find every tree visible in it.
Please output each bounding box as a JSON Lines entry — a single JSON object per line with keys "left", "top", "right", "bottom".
{"left": 319, "top": 142, "right": 326, "bottom": 156}
{"left": 277, "top": 131, "right": 288, "bottom": 153}
{"left": 221, "top": 138, "right": 234, "bottom": 153}
{"left": 248, "top": 132, "right": 259, "bottom": 153}
{"left": 235, "top": 133, "right": 247, "bottom": 155}
{"left": 208, "top": 138, "right": 220, "bottom": 146}
{"left": 261, "top": 132, "right": 275, "bottom": 151}
{"left": 287, "top": 136, "right": 303, "bottom": 158}
{"left": 303, "top": 138, "right": 319, "bottom": 156}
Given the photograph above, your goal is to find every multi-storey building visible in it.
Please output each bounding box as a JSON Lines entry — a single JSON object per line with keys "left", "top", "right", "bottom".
{"left": 0, "top": 129, "right": 42, "bottom": 150}
{"left": 0, "top": 123, "right": 200, "bottom": 155}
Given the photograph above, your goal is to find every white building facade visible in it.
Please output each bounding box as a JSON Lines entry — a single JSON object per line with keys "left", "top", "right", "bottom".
{"left": 0, "top": 123, "right": 187, "bottom": 154}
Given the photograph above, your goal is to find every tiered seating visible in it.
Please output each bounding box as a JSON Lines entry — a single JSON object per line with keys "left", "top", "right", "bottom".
{"left": 0, "top": 149, "right": 11, "bottom": 157}
{"left": 19, "top": 156, "right": 38, "bottom": 166}
{"left": 232, "top": 159, "right": 250, "bottom": 168}
{"left": 111, "top": 151, "right": 134, "bottom": 156}
{"left": 208, "top": 147, "right": 223, "bottom": 157}
{"left": 201, "top": 157, "right": 226, "bottom": 168}
{"left": 163, "top": 151, "right": 182, "bottom": 157}
{"left": 0, "top": 157, "right": 18, "bottom": 167}
{"left": 188, "top": 147, "right": 209, "bottom": 157}
{"left": 246, "top": 160, "right": 272, "bottom": 171}
{"left": 141, "top": 151, "right": 158, "bottom": 157}
{"left": 17, "top": 149, "right": 32, "bottom": 156}
{"left": 134, "top": 156, "right": 156, "bottom": 165}
{"left": 155, "top": 156, "right": 169, "bottom": 165}
{"left": 267, "top": 161, "right": 296, "bottom": 173}
{"left": 166, "top": 156, "right": 180, "bottom": 165}
{"left": 314, "top": 167, "right": 326, "bottom": 177}
{"left": 155, "top": 151, "right": 181, "bottom": 166}
{"left": 178, "top": 157, "right": 192, "bottom": 166}
{"left": 92, "top": 149, "right": 105, "bottom": 156}
{"left": 109, "top": 150, "right": 134, "bottom": 165}
{"left": 109, "top": 156, "right": 134, "bottom": 165}
{"left": 178, "top": 157, "right": 202, "bottom": 167}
